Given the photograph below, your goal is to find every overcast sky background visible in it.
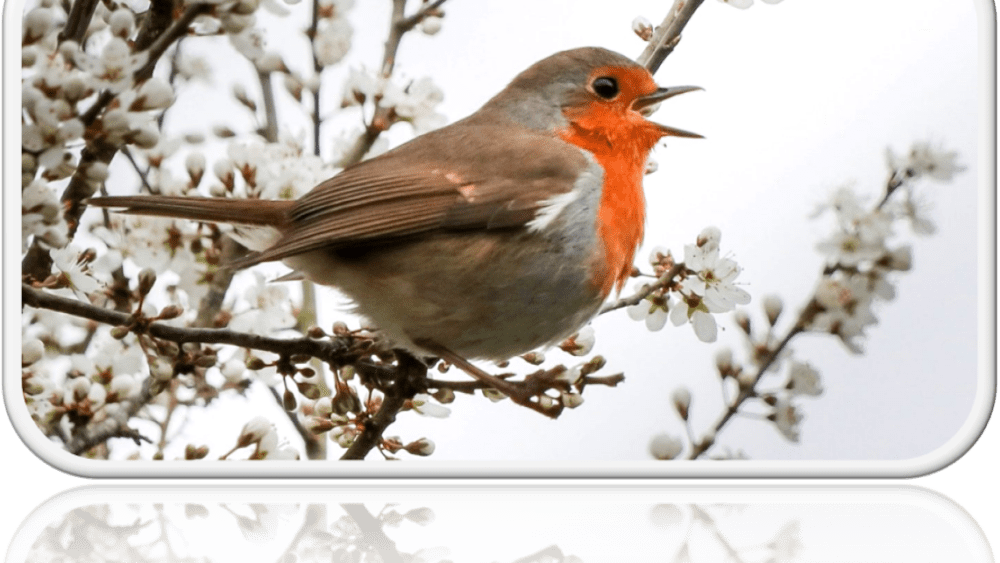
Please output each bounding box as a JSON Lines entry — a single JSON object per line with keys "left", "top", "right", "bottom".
{"left": 25, "top": 0, "right": 987, "bottom": 464}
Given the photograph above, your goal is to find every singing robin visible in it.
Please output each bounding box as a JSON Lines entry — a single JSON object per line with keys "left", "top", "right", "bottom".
{"left": 89, "top": 47, "right": 701, "bottom": 380}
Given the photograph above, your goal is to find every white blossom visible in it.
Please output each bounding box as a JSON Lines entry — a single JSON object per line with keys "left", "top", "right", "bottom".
{"left": 315, "top": 17, "right": 352, "bottom": 66}
{"left": 773, "top": 397, "right": 802, "bottom": 442}
{"left": 787, "top": 361, "right": 822, "bottom": 396}
{"left": 410, "top": 394, "right": 451, "bottom": 418}
{"left": 682, "top": 243, "right": 750, "bottom": 312}
{"left": 74, "top": 38, "right": 148, "bottom": 93}
{"left": 670, "top": 298, "right": 718, "bottom": 343}
{"left": 50, "top": 247, "right": 100, "bottom": 300}
{"left": 887, "top": 142, "right": 965, "bottom": 182}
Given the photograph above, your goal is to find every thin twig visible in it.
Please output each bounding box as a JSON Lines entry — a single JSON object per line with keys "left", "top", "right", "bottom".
{"left": 600, "top": 262, "right": 685, "bottom": 314}
{"left": 687, "top": 324, "right": 804, "bottom": 459}
{"left": 22, "top": 284, "right": 356, "bottom": 364}
{"left": 334, "top": 0, "right": 449, "bottom": 167}
{"left": 257, "top": 69, "right": 280, "bottom": 143}
{"left": 69, "top": 425, "right": 152, "bottom": 454}
{"left": 636, "top": 0, "right": 707, "bottom": 74}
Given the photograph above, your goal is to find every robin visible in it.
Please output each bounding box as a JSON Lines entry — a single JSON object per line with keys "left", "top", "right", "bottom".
{"left": 89, "top": 47, "right": 701, "bottom": 398}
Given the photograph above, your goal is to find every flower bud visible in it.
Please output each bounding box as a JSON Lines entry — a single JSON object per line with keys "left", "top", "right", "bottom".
{"left": 314, "top": 396, "right": 333, "bottom": 417}
{"left": 194, "top": 354, "right": 217, "bottom": 368}
{"left": 130, "top": 125, "right": 160, "bottom": 149}
{"left": 420, "top": 15, "right": 442, "bottom": 35}
{"left": 137, "top": 267, "right": 157, "bottom": 295}
{"left": 185, "top": 444, "right": 210, "bottom": 459}
{"left": 715, "top": 348, "right": 733, "bottom": 376}
{"left": 404, "top": 438, "right": 435, "bottom": 456}
{"left": 735, "top": 310, "right": 751, "bottom": 335}
{"left": 110, "top": 325, "right": 130, "bottom": 339}
{"left": 649, "top": 433, "right": 683, "bottom": 460}
{"left": 22, "top": 339, "right": 45, "bottom": 365}
{"left": 150, "top": 358, "right": 174, "bottom": 381}
{"left": 887, "top": 246, "right": 913, "bottom": 271}
{"left": 672, "top": 387, "right": 691, "bottom": 420}
{"left": 632, "top": 15, "right": 653, "bottom": 41}
{"left": 520, "top": 351, "right": 545, "bottom": 365}
{"left": 237, "top": 416, "right": 272, "bottom": 447}
{"left": 136, "top": 78, "right": 174, "bottom": 110}
{"left": 23, "top": 8, "right": 54, "bottom": 42}
{"left": 245, "top": 356, "right": 266, "bottom": 370}
{"left": 696, "top": 226, "right": 721, "bottom": 251}
{"left": 108, "top": 8, "right": 135, "bottom": 38}
{"left": 762, "top": 295, "right": 783, "bottom": 326}
{"left": 561, "top": 392, "right": 584, "bottom": 409}
{"left": 283, "top": 388, "right": 297, "bottom": 411}
{"left": 87, "top": 382, "right": 107, "bottom": 406}
{"left": 186, "top": 152, "right": 206, "bottom": 186}
{"left": 432, "top": 388, "right": 455, "bottom": 404}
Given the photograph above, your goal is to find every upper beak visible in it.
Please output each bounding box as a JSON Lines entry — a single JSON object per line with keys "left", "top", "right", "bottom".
{"left": 633, "top": 85, "right": 704, "bottom": 139}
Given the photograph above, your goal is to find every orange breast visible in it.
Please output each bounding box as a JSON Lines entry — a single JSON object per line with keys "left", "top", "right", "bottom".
{"left": 558, "top": 111, "right": 662, "bottom": 296}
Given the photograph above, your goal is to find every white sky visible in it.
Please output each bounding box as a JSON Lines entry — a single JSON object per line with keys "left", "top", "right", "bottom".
{"left": 21, "top": 0, "right": 987, "bottom": 464}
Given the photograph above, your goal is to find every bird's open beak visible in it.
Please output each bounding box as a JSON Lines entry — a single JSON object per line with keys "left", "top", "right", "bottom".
{"left": 633, "top": 86, "right": 704, "bottom": 139}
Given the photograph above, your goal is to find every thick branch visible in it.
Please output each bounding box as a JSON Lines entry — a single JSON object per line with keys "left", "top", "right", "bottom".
{"left": 636, "top": 0, "right": 706, "bottom": 74}
{"left": 58, "top": 0, "right": 99, "bottom": 44}
{"left": 340, "top": 353, "right": 425, "bottom": 460}
{"left": 134, "top": 0, "right": 176, "bottom": 52}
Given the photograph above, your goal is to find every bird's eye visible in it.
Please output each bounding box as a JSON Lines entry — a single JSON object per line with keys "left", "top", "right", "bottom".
{"left": 592, "top": 77, "right": 619, "bottom": 99}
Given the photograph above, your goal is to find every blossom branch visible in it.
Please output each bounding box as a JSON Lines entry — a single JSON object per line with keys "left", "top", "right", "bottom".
{"left": 600, "top": 262, "right": 684, "bottom": 314}
{"left": 334, "top": 0, "right": 449, "bottom": 167}
{"left": 69, "top": 425, "right": 152, "bottom": 455}
{"left": 22, "top": 284, "right": 356, "bottom": 364}
{"left": 340, "top": 353, "right": 426, "bottom": 460}
{"left": 636, "top": 0, "right": 706, "bottom": 74}
{"left": 687, "top": 324, "right": 805, "bottom": 459}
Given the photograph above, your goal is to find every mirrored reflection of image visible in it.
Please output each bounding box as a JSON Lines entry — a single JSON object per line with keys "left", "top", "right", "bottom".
{"left": 8, "top": 488, "right": 991, "bottom": 562}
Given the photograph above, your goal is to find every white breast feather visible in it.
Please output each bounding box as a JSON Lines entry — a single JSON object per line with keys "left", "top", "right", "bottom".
{"left": 526, "top": 188, "right": 581, "bottom": 233}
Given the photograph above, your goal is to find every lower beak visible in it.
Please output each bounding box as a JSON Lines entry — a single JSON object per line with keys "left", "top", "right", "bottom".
{"left": 633, "top": 85, "right": 704, "bottom": 139}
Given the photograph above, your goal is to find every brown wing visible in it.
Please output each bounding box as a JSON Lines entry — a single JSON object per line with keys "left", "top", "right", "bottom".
{"left": 238, "top": 123, "right": 591, "bottom": 266}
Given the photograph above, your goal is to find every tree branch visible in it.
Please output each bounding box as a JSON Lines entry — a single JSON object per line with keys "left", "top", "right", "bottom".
{"left": 22, "top": 284, "right": 355, "bottom": 364}
{"left": 58, "top": 0, "right": 99, "bottom": 44}
{"left": 687, "top": 323, "right": 805, "bottom": 459}
{"left": 600, "top": 262, "right": 685, "bottom": 314}
{"left": 340, "top": 353, "right": 425, "bottom": 460}
{"left": 334, "top": 0, "right": 449, "bottom": 167}
{"left": 636, "top": 0, "right": 707, "bottom": 74}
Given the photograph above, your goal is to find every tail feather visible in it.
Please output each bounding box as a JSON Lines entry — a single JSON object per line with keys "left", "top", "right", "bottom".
{"left": 87, "top": 196, "right": 292, "bottom": 227}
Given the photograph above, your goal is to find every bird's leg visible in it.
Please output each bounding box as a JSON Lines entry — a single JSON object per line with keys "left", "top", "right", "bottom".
{"left": 414, "top": 339, "right": 560, "bottom": 418}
